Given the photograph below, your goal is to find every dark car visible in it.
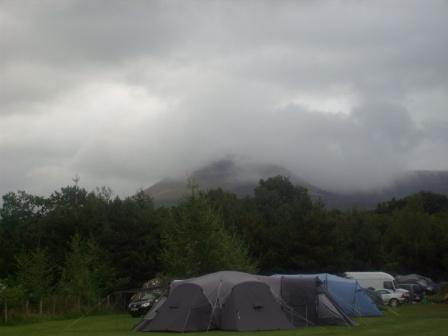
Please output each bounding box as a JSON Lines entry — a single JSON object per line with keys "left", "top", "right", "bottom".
{"left": 396, "top": 274, "right": 438, "bottom": 295}
{"left": 398, "top": 283, "right": 425, "bottom": 302}
{"left": 128, "top": 289, "right": 163, "bottom": 317}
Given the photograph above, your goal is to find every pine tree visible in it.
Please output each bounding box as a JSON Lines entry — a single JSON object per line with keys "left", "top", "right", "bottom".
{"left": 16, "top": 248, "right": 52, "bottom": 315}
{"left": 58, "top": 235, "right": 115, "bottom": 311}
{"left": 162, "top": 190, "right": 256, "bottom": 278}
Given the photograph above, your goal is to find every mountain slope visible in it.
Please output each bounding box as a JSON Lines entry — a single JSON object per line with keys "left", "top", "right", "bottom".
{"left": 145, "top": 160, "right": 448, "bottom": 209}
{"left": 145, "top": 160, "right": 318, "bottom": 205}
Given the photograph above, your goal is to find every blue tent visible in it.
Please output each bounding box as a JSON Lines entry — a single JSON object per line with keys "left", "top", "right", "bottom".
{"left": 277, "top": 274, "right": 382, "bottom": 317}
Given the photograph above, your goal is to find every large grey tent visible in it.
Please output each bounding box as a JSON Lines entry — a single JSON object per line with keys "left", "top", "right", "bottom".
{"left": 135, "top": 271, "right": 354, "bottom": 332}
{"left": 135, "top": 271, "right": 293, "bottom": 332}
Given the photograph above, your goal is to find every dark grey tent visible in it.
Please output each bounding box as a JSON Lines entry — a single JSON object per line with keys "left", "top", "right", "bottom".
{"left": 135, "top": 271, "right": 354, "bottom": 332}
{"left": 276, "top": 276, "right": 354, "bottom": 327}
{"left": 135, "top": 271, "right": 293, "bottom": 332}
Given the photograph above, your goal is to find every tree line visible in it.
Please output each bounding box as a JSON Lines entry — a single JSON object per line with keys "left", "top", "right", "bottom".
{"left": 1, "top": 176, "right": 447, "bottom": 320}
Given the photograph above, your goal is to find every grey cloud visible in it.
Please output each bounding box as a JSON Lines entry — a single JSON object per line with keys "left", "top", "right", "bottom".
{"left": 0, "top": 0, "right": 447, "bottom": 196}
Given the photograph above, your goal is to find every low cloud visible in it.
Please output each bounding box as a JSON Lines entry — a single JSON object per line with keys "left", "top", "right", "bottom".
{"left": 0, "top": 0, "right": 447, "bottom": 196}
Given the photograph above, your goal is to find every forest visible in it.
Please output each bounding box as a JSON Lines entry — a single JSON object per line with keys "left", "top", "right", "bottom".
{"left": 1, "top": 176, "right": 448, "bottom": 317}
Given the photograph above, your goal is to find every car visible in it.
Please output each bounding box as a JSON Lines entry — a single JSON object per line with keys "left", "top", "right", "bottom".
{"left": 396, "top": 274, "right": 438, "bottom": 295}
{"left": 344, "top": 271, "right": 410, "bottom": 302}
{"left": 398, "top": 283, "right": 425, "bottom": 302}
{"left": 365, "top": 288, "right": 385, "bottom": 308}
{"left": 128, "top": 289, "right": 163, "bottom": 317}
{"left": 375, "top": 289, "right": 408, "bottom": 307}
{"left": 395, "top": 288, "right": 411, "bottom": 302}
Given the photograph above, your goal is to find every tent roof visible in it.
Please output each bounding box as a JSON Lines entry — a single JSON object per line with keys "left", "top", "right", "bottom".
{"left": 171, "top": 271, "right": 281, "bottom": 305}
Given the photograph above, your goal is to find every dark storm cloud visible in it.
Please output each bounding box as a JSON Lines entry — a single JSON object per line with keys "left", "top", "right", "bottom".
{"left": 0, "top": 0, "right": 447, "bottom": 196}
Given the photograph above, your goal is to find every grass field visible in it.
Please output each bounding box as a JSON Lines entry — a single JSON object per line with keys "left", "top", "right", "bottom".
{"left": 1, "top": 304, "right": 447, "bottom": 336}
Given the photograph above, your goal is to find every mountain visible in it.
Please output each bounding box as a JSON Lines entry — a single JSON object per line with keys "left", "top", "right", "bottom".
{"left": 327, "top": 170, "right": 448, "bottom": 209}
{"left": 145, "top": 160, "right": 316, "bottom": 205}
{"left": 144, "top": 160, "right": 448, "bottom": 209}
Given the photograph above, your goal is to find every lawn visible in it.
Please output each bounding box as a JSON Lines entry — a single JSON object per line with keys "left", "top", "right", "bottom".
{"left": 1, "top": 304, "right": 447, "bottom": 336}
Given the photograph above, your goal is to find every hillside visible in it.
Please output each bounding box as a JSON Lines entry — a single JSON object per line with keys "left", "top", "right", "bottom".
{"left": 145, "top": 160, "right": 448, "bottom": 209}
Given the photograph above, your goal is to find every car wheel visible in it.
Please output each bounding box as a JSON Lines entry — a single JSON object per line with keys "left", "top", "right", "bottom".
{"left": 389, "top": 299, "right": 399, "bottom": 307}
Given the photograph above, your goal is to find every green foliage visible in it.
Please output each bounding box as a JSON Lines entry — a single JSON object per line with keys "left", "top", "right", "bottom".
{"left": 161, "top": 191, "right": 256, "bottom": 278}
{"left": 101, "top": 191, "right": 161, "bottom": 288}
{"left": 0, "top": 283, "right": 25, "bottom": 308}
{"left": 377, "top": 192, "right": 448, "bottom": 214}
{"left": 250, "top": 176, "right": 317, "bottom": 272}
{"left": 15, "top": 248, "right": 52, "bottom": 303}
{"left": 58, "top": 235, "right": 116, "bottom": 309}
{"left": 0, "top": 191, "right": 47, "bottom": 278}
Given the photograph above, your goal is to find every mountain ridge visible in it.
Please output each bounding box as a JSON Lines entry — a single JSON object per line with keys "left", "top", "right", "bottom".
{"left": 144, "top": 159, "right": 448, "bottom": 209}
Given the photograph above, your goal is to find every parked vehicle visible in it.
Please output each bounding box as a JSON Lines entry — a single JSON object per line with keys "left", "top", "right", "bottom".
{"left": 398, "top": 283, "right": 425, "bottom": 302}
{"left": 345, "top": 271, "right": 410, "bottom": 302}
{"left": 396, "top": 274, "right": 438, "bottom": 295}
{"left": 375, "top": 289, "right": 407, "bottom": 307}
{"left": 128, "top": 289, "right": 163, "bottom": 317}
{"left": 344, "top": 272, "right": 399, "bottom": 291}
{"left": 365, "top": 288, "right": 385, "bottom": 308}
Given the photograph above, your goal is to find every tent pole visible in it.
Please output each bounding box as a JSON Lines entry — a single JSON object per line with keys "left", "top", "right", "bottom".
{"left": 207, "top": 280, "right": 222, "bottom": 331}
{"left": 182, "top": 307, "right": 192, "bottom": 332}
{"left": 306, "top": 306, "right": 308, "bottom": 327}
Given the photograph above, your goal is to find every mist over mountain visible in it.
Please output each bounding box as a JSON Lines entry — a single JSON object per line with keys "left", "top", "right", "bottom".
{"left": 1, "top": 2, "right": 448, "bottom": 198}
{"left": 145, "top": 159, "right": 448, "bottom": 209}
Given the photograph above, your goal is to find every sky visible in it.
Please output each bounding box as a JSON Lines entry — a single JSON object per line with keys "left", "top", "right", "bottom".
{"left": 1, "top": 0, "right": 448, "bottom": 197}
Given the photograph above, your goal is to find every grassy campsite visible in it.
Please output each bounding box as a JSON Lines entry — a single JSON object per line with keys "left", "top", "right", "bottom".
{"left": 1, "top": 305, "right": 448, "bottom": 336}
{"left": 1, "top": 181, "right": 448, "bottom": 332}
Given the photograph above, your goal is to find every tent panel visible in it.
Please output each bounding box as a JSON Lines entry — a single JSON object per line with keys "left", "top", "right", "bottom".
{"left": 221, "top": 281, "right": 293, "bottom": 331}
{"left": 279, "top": 273, "right": 382, "bottom": 317}
{"left": 140, "top": 283, "right": 212, "bottom": 331}
{"left": 317, "top": 293, "right": 351, "bottom": 325}
{"left": 280, "top": 276, "right": 319, "bottom": 327}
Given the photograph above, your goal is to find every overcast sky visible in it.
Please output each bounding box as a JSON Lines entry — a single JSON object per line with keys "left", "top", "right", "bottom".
{"left": 1, "top": 0, "right": 447, "bottom": 196}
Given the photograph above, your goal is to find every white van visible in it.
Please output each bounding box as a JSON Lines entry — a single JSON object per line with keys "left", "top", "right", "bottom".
{"left": 344, "top": 272, "right": 398, "bottom": 291}
{"left": 344, "top": 272, "right": 410, "bottom": 303}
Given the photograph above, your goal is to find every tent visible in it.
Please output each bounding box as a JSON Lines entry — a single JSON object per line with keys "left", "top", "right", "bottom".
{"left": 274, "top": 276, "right": 355, "bottom": 327}
{"left": 134, "top": 271, "right": 293, "bottom": 331}
{"left": 277, "top": 274, "right": 382, "bottom": 317}
{"left": 135, "top": 271, "right": 355, "bottom": 332}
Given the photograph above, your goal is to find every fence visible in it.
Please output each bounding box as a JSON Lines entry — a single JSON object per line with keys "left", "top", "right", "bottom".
{"left": 0, "top": 288, "right": 155, "bottom": 324}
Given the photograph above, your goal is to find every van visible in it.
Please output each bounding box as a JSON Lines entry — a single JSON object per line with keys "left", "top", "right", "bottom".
{"left": 344, "top": 272, "right": 398, "bottom": 291}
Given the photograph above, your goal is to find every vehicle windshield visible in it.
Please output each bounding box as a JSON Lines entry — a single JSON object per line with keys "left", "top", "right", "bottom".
{"left": 384, "top": 281, "right": 395, "bottom": 290}
{"left": 133, "top": 291, "right": 160, "bottom": 301}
